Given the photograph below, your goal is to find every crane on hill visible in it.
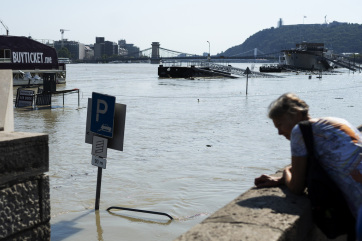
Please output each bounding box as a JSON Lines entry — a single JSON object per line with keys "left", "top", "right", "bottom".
{"left": 0, "top": 19, "right": 9, "bottom": 35}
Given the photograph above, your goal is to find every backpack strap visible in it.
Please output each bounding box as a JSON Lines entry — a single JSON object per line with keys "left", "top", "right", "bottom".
{"left": 298, "top": 120, "right": 314, "bottom": 159}
{"left": 298, "top": 121, "right": 356, "bottom": 240}
{"left": 299, "top": 121, "right": 356, "bottom": 241}
{"left": 298, "top": 120, "right": 314, "bottom": 186}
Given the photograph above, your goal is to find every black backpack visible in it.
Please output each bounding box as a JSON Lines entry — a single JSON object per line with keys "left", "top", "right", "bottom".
{"left": 299, "top": 121, "right": 355, "bottom": 240}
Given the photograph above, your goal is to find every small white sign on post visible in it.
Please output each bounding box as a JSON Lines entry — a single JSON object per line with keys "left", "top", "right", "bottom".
{"left": 92, "top": 136, "right": 108, "bottom": 158}
{"left": 92, "top": 155, "right": 107, "bottom": 169}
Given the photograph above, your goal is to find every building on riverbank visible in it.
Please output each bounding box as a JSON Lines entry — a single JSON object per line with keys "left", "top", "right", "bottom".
{"left": 54, "top": 39, "right": 85, "bottom": 60}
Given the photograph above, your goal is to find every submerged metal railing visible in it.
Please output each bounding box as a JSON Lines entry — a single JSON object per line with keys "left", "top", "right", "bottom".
{"left": 200, "top": 62, "right": 280, "bottom": 78}
{"left": 107, "top": 206, "right": 173, "bottom": 220}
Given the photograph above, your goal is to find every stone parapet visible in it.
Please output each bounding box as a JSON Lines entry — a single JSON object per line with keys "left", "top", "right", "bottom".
{"left": 174, "top": 169, "right": 347, "bottom": 241}
{"left": 0, "top": 132, "right": 50, "bottom": 241}
{"left": 0, "top": 70, "right": 14, "bottom": 132}
{"left": 0, "top": 132, "right": 48, "bottom": 185}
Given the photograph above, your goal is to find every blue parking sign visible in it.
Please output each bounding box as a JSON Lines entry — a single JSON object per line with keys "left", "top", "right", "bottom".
{"left": 90, "top": 92, "right": 116, "bottom": 138}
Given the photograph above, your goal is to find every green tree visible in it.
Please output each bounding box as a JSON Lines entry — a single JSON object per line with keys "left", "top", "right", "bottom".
{"left": 57, "top": 47, "right": 71, "bottom": 59}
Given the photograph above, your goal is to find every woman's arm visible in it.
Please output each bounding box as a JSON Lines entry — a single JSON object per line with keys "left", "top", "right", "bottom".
{"left": 283, "top": 156, "right": 308, "bottom": 194}
{"left": 254, "top": 156, "right": 308, "bottom": 192}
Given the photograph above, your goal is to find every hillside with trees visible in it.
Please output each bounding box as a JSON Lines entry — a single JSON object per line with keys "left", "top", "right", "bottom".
{"left": 220, "top": 22, "right": 362, "bottom": 58}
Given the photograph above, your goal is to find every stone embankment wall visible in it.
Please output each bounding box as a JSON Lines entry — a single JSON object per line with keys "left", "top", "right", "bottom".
{"left": 0, "top": 132, "right": 50, "bottom": 241}
{"left": 0, "top": 70, "right": 50, "bottom": 240}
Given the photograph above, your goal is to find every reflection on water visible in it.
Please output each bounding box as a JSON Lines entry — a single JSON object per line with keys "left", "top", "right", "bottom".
{"left": 13, "top": 64, "right": 362, "bottom": 240}
{"left": 51, "top": 210, "right": 93, "bottom": 241}
{"left": 95, "top": 211, "right": 104, "bottom": 241}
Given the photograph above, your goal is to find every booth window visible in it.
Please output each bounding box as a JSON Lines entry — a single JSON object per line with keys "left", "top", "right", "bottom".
{"left": 0, "top": 49, "right": 11, "bottom": 63}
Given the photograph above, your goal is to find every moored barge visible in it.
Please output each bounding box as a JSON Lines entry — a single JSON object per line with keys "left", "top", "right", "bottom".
{"left": 158, "top": 62, "right": 238, "bottom": 79}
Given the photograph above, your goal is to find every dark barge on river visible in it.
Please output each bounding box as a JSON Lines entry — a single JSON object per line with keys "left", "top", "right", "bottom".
{"left": 158, "top": 63, "right": 238, "bottom": 79}
{"left": 158, "top": 62, "right": 281, "bottom": 79}
{"left": 259, "top": 64, "right": 284, "bottom": 73}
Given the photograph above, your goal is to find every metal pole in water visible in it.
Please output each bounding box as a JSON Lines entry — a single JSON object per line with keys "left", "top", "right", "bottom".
{"left": 244, "top": 67, "right": 251, "bottom": 95}
{"left": 95, "top": 167, "right": 103, "bottom": 210}
{"left": 246, "top": 73, "right": 249, "bottom": 95}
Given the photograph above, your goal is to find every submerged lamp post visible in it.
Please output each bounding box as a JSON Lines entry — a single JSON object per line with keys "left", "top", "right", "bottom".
{"left": 207, "top": 41, "right": 210, "bottom": 61}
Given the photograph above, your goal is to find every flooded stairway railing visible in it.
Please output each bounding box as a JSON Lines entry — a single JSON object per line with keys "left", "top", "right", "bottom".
{"left": 324, "top": 56, "right": 362, "bottom": 72}
{"left": 161, "top": 61, "right": 282, "bottom": 78}
{"left": 199, "top": 62, "right": 281, "bottom": 78}
{"left": 107, "top": 206, "right": 173, "bottom": 220}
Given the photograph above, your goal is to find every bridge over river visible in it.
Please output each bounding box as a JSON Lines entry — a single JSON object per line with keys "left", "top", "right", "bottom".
{"left": 108, "top": 42, "right": 279, "bottom": 64}
{"left": 95, "top": 42, "right": 362, "bottom": 74}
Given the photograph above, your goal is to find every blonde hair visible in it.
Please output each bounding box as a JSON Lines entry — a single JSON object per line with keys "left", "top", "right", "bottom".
{"left": 268, "top": 93, "right": 309, "bottom": 119}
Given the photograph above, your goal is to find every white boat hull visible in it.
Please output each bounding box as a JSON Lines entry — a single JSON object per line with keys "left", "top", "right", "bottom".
{"left": 12, "top": 70, "right": 66, "bottom": 86}
{"left": 13, "top": 78, "right": 66, "bottom": 86}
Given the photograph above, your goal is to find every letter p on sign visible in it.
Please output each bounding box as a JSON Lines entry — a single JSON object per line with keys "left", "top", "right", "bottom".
{"left": 96, "top": 99, "right": 108, "bottom": 122}
{"left": 90, "top": 92, "right": 116, "bottom": 138}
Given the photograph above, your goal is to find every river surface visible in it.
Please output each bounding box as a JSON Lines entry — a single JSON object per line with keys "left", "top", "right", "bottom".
{"left": 13, "top": 63, "right": 362, "bottom": 240}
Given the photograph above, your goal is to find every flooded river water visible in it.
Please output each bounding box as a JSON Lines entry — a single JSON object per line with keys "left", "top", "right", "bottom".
{"left": 13, "top": 63, "right": 362, "bottom": 240}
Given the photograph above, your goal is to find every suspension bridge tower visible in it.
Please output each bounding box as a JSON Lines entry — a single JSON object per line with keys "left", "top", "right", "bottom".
{"left": 151, "top": 42, "right": 160, "bottom": 64}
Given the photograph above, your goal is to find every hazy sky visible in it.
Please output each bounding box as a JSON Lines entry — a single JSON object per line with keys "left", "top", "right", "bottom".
{"left": 1, "top": 0, "right": 361, "bottom": 55}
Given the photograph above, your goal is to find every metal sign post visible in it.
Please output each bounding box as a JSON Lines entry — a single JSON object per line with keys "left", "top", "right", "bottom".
{"left": 91, "top": 92, "right": 115, "bottom": 210}
{"left": 244, "top": 67, "right": 252, "bottom": 95}
{"left": 95, "top": 166, "right": 103, "bottom": 210}
{"left": 85, "top": 93, "right": 173, "bottom": 220}
{"left": 92, "top": 135, "right": 108, "bottom": 210}
{"left": 86, "top": 92, "right": 126, "bottom": 210}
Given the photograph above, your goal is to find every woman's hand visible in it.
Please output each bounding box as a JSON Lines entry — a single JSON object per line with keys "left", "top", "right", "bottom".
{"left": 254, "top": 174, "right": 284, "bottom": 188}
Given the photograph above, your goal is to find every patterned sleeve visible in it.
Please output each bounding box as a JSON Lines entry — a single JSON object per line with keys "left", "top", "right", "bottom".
{"left": 290, "top": 124, "right": 308, "bottom": 157}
